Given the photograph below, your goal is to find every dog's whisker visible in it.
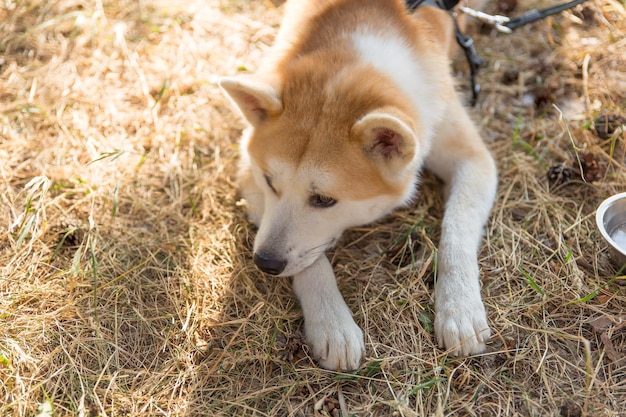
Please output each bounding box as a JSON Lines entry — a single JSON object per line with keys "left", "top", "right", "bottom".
{"left": 304, "top": 239, "right": 336, "bottom": 257}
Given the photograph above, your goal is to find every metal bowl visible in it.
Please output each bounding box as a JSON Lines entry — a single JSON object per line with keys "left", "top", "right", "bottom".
{"left": 596, "top": 192, "right": 626, "bottom": 268}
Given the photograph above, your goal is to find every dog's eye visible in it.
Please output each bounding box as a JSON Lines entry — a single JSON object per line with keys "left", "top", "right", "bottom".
{"left": 309, "top": 194, "right": 337, "bottom": 208}
{"left": 264, "top": 175, "right": 277, "bottom": 194}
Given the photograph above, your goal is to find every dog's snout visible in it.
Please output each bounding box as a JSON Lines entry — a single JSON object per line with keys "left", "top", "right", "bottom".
{"left": 253, "top": 253, "right": 287, "bottom": 275}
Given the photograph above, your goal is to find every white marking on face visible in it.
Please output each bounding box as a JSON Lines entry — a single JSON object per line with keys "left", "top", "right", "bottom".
{"left": 252, "top": 158, "right": 401, "bottom": 276}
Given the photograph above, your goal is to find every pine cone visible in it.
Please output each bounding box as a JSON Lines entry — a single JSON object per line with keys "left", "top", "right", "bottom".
{"left": 594, "top": 114, "right": 625, "bottom": 140}
{"left": 547, "top": 163, "right": 573, "bottom": 187}
{"left": 579, "top": 152, "right": 606, "bottom": 182}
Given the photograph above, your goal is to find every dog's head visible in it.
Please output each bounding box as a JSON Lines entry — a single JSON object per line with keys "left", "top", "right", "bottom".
{"left": 220, "top": 63, "right": 426, "bottom": 276}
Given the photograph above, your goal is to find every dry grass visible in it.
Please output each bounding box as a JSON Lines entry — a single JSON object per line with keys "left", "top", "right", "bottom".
{"left": 1, "top": 0, "right": 625, "bottom": 416}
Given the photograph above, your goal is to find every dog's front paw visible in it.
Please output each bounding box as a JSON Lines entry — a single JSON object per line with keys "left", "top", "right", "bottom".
{"left": 434, "top": 296, "right": 490, "bottom": 356}
{"left": 304, "top": 314, "right": 365, "bottom": 371}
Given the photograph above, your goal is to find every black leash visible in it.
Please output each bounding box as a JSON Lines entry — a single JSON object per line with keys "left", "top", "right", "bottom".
{"left": 506, "top": 0, "right": 589, "bottom": 30}
{"left": 405, "top": 0, "right": 590, "bottom": 105}
{"left": 459, "top": 0, "right": 590, "bottom": 33}
{"left": 405, "top": 0, "right": 460, "bottom": 12}
{"left": 453, "top": 18, "right": 483, "bottom": 106}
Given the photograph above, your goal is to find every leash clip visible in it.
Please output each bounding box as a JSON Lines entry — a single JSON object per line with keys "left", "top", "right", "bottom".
{"left": 458, "top": 6, "right": 512, "bottom": 33}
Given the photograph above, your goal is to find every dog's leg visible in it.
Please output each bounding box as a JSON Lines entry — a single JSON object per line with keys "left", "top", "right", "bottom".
{"left": 292, "top": 255, "right": 365, "bottom": 370}
{"left": 426, "top": 102, "right": 497, "bottom": 356}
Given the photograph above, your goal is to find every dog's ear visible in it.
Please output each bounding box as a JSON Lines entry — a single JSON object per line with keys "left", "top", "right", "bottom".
{"left": 351, "top": 110, "right": 418, "bottom": 172}
{"left": 219, "top": 75, "right": 282, "bottom": 126}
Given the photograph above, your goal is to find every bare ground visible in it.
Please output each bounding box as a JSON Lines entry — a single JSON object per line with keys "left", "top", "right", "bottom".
{"left": 1, "top": 0, "right": 625, "bottom": 416}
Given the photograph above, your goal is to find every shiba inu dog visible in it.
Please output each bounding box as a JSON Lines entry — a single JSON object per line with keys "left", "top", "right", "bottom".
{"left": 220, "top": 0, "right": 497, "bottom": 371}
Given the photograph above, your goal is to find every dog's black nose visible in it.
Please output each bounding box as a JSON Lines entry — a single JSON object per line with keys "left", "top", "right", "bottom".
{"left": 253, "top": 253, "right": 287, "bottom": 275}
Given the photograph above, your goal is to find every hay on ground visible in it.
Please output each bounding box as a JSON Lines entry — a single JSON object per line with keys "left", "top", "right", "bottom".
{"left": 1, "top": 0, "right": 624, "bottom": 415}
